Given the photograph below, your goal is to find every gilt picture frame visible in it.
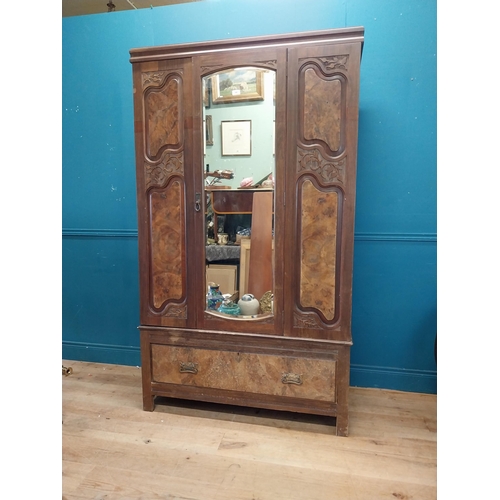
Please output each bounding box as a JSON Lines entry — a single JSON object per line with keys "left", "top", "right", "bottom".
{"left": 205, "top": 115, "right": 213, "bottom": 146}
{"left": 212, "top": 69, "right": 265, "bottom": 104}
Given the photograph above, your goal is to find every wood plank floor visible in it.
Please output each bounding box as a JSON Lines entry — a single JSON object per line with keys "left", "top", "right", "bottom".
{"left": 62, "top": 360, "right": 437, "bottom": 500}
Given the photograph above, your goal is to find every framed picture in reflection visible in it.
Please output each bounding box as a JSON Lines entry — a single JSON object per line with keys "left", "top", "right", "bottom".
{"left": 212, "top": 68, "right": 265, "bottom": 104}
{"left": 221, "top": 120, "right": 251, "bottom": 156}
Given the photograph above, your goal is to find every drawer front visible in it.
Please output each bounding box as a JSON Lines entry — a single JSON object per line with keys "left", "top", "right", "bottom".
{"left": 151, "top": 344, "right": 336, "bottom": 402}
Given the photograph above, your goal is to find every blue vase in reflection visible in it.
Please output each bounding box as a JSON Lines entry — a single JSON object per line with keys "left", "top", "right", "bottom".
{"left": 206, "top": 282, "right": 224, "bottom": 310}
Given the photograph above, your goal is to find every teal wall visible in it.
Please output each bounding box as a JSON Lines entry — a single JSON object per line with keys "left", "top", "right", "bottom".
{"left": 62, "top": 0, "right": 437, "bottom": 393}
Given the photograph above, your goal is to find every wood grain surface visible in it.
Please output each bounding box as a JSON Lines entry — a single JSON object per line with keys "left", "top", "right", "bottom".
{"left": 62, "top": 360, "right": 437, "bottom": 500}
{"left": 150, "top": 182, "right": 184, "bottom": 309}
{"left": 299, "top": 180, "right": 338, "bottom": 321}
{"left": 303, "top": 67, "right": 342, "bottom": 151}
{"left": 151, "top": 344, "right": 336, "bottom": 401}
{"left": 145, "top": 75, "right": 181, "bottom": 158}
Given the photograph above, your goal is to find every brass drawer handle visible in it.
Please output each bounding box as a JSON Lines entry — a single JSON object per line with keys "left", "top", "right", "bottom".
{"left": 62, "top": 365, "right": 73, "bottom": 376}
{"left": 281, "top": 372, "right": 302, "bottom": 385}
{"left": 179, "top": 361, "right": 198, "bottom": 374}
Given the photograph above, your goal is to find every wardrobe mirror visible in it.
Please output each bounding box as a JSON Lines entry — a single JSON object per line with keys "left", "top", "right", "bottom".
{"left": 202, "top": 66, "right": 276, "bottom": 319}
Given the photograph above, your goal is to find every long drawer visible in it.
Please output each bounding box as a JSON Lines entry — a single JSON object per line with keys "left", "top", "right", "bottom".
{"left": 151, "top": 344, "right": 337, "bottom": 402}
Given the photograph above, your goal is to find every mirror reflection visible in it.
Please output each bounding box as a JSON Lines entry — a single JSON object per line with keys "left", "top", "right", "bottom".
{"left": 202, "top": 67, "right": 276, "bottom": 319}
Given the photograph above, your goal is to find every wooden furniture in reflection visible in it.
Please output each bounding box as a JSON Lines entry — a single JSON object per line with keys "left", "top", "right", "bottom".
{"left": 208, "top": 188, "right": 273, "bottom": 237}
{"left": 239, "top": 238, "right": 275, "bottom": 298}
{"left": 130, "top": 28, "right": 364, "bottom": 436}
{"left": 247, "top": 191, "right": 273, "bottom": 301}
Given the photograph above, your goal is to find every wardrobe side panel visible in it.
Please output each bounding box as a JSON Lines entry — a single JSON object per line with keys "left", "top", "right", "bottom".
{"left": 133, "top": 59, "right": 193, "bottom": 327}
{"left": 285, "top": 42, "right": 362, "bottom": 341}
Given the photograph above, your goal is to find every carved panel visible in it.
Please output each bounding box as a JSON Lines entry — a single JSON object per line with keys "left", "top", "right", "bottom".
{"left": 293, "top": 312, "right": 323, "bottom": 329}
{"left": 164, "top": 304, "right": 187, "bottom": 319}
{"left": 318, "top": 55, "right": 349, "bottom": 71}
{"left": 297, "top": 147, "right": 346, "bottom": 186}
{"left": 142, "top": 71, "right": 167, "bottom": 87}
{"left": 201, "top": 60, "right": 277, "bottom": 76}
{"left": 302, "top": 67, "right": 342, "bottom": 154}
{"left": 149, "top": 179, "right": 185, "bottom": 310}
{"left": 200, "top": 64, "right": 225, "bottom": 75}
{"left": 255, "top": 59, "right": 277, "bottom": 69}
{"left": 144, "top": 73, "right": 183, "bottom": 160}
{"left": 145, "top": 152, "right": 184, "bottom": 189}
{"left": 151, "top": 344, "right": 337, "bottom": 402}
{"left": 299, "top": 179, "right": 338, "bottom": 321}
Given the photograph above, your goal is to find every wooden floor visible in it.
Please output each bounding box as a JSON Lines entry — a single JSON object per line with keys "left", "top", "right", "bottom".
{"left": 62, "top": 360, "right": 437, "bottom": 500}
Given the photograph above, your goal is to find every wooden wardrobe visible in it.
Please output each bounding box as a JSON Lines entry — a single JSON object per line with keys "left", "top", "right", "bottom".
{"left": 130, "top": 27, "right": 364, "bottom": 436}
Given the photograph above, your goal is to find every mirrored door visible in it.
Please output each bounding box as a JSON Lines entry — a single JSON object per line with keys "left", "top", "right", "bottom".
{"left": 201, "top": 67, "right": 276, "bottom": 320}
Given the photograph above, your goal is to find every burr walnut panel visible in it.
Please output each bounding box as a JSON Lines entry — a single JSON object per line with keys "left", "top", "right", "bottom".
{"left": 299, "top": 179, "right": 338, "bottom": 322}
{"left": 144, "top": 74, "right": 183, "bottom": 160}
{"left": 301, "top": 66, "right": 343, "bottom": 155}
{"left": 149, "top": 179, "right": 185, "bottom": 310}
{"left": 151, "top": 344, "right": 337, "bottom": 402}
